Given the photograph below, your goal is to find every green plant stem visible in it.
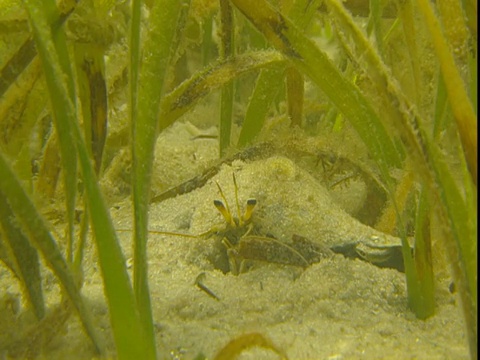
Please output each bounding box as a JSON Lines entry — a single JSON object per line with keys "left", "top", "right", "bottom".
{"left": 237, "top": 67, "right": 284, "bottom": 147}
{"left": 433, "top": 72, "right": 449, "bottom": 139}
{"left": 129, "top": 0, "right": 141, "bottom": 120}
{"left": 219, "top": 0, "right": 235, "bottom": 156}
{"left": 40, "top": 0, "right": 78, "bottom": 270}
{"left": 417, "top": 0, "right": 477, "bottom": 185}
{"left": 397, "top": 0, "right": 421, "bottom": 102}
{"left": 289, "top": 0, "right": 322, "bottom": 29}
{"left": 23, "top": 0, "right": 151, "bottom": 357}
{"left": 408, "top": 187, "right": 434, "bottom": 319}
{"left": 237, "top": 0, "right": 315, "bottom": 145}
{"left": 74, "top": 44, "right": 108, "bottom": 175}
{"left": 0, "top": 152, "right": 103, "bottom": 353}
{"left": 0, "top": 2, "right": 76, "bottom": 99}
{"left": 430, "top": 144, "right": 477, "bottom": 359}
{"left": 202, "top": 13, "right": 214, "bottom": 66}
{"left": 368, "top": 0, "right": 384, "bottom": 56}
{"left": 0, "top": 191, "right": 44, "bottom": 320}
{"left": 131, "top": 1, "right": 190, "bottom": 357}
{"left": 285, "top": 66, "right": 304, "bottom": 127}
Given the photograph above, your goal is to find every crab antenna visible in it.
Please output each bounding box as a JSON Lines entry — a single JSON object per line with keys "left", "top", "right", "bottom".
{"left": 232, "top": 173, "right": 242, "bottom": 226}
{"left": 215, "top": 181, "right": 235, "bottom": 226}
{"left": 243, "top": 199, "right": 257, "bottom": 222}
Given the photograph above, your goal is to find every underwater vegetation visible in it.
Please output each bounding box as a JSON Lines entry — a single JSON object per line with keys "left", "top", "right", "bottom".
{"left": 0, "top": 0, "right": 477, "bottom": 358}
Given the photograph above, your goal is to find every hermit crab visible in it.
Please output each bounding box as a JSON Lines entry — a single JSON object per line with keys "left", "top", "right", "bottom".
{"left": 204, "top": 174, "right": 333, "bottom": 275}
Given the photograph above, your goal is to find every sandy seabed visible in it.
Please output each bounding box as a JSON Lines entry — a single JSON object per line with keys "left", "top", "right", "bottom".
{"left": 0, "top": 122, "right": 469, "bottom": 359}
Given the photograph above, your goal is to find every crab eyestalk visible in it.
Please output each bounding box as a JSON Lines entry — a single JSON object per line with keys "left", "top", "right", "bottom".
{"left": 243, "top": 199, "right": 257, "bottom": 223}
{"left": 214, "top": 199, "right": 235, "bottom": 227}
{"left": 215, "top": 179, "right": 237, "bottom": 227}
